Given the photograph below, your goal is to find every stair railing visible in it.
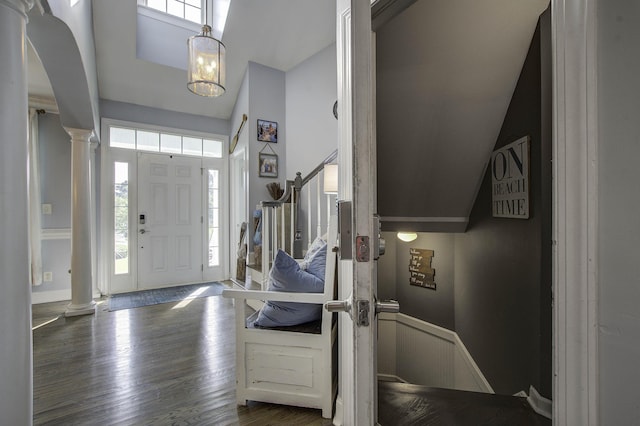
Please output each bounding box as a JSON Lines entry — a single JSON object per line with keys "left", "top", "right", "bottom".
{"left": 259, "top": 149, "right": 337, "bottom": 286}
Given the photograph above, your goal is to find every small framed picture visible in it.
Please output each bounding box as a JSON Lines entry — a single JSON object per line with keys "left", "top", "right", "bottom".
{"left": 257, "top": 119, "right": 278, "bottom": 143}
{"left": 259, "top": 153, "right": 278, "bottom": 178}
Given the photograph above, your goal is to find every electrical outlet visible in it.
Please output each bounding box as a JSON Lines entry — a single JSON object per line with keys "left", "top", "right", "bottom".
{"left": 43, "top": 272, "right": 53, "bottom": 282}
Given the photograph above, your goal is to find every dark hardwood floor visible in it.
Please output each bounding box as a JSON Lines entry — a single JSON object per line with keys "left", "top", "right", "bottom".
{"left": 378, "top": 382, "right": 551, "bottom": 426}
{"left": 32, "top": 290, "right": 332, "bottom": 426}
{"left": 34, "top": 291, "right": 550, "bottom": 425}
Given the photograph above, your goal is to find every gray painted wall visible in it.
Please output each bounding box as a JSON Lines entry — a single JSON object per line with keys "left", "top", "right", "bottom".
{"left": 39, "top": 113, "right": 71, "bottom": 230}
{"left": 35, "top": 113, "right": 72, "bottom": 294}
{"left": 246, "top": 62, "right": 286, "bottom": 250}
{"left": 137, "top": 9, "right": 195, "bottom": 71}
{"left": 395, "top": 233, "right": 455, "bottom": 330}
{"left": 378, "top": 232, "right": 397, "bottom": 302}
{"left": 285, "top": 43, "right": 338, "bottom": 249}
{"left": 597, "top": 1, "right": 640, "bottom": 423}
{"left": 100, "top": 99, "right": 230, "bottom": 136}
{"left": 285, "top": 43, "right": 338, "bottom": 177}
{"left": 375, "top": 0, "right": 545, "bottom": 230}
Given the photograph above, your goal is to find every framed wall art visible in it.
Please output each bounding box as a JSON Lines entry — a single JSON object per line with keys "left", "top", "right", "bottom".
{"left": 259, "top": 153, "right": 278, "bottom": 178}
{"left": 257, "top": 119, "right": 278, "bottom": 143}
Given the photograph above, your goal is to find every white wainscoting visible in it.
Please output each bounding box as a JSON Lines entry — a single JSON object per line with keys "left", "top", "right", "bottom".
{"left": 33, "top": 228, "right": 72, "bottom": 304}
{"left": 378, "top": 313, "right": 493, "bottom": 393}
{"left": 41, "top": 228, "right": 72, "bottom": 240}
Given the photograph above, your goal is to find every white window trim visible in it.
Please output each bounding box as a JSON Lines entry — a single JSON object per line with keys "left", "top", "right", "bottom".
{"left": 137, "top": 3, "right": 201, "bottom": 32}
{"left": 104, "top": 118, "right": 227, "bottom": 158}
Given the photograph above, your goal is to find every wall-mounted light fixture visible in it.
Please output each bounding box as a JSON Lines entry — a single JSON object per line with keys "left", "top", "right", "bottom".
{"left": 187, "top": 24, "right": 226, "bottom": 97}
{"left": 323, "top": 164, "right": 338, "bottom": 194}
{"left": 397, "top": 232, "right": 418, "bottom": 242}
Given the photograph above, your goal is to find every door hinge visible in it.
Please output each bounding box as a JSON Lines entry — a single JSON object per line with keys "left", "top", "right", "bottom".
{"left": 201, "top": 264, "right": 204, "bottom": 271}
{"left": 201, "top": 216, "right": 204, "bottom": 224}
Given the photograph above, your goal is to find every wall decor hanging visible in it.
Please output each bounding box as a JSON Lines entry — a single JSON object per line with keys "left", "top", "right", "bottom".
{"left": 257, "top": 119, "right": 278, "bottom": 143}
{"left": 258, "top": 144, "right": 278, "bottom": 178}
{"left": 229, "top": 113, "right": 247, "bottom": 154}
{"left": 409, "top": 248, "right": 436, "bottom": 290}
{"left": 491, "top": 135, "right": 530, "bottom": 219}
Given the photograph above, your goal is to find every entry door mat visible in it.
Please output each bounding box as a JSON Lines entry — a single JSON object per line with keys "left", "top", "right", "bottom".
{"left": 108, "top": 282, "right": 225, "bottom": 311}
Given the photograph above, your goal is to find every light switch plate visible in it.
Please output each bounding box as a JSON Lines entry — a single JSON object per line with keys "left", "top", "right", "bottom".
{"left": 42, "top": 204, "right": 52, "bottom": 215}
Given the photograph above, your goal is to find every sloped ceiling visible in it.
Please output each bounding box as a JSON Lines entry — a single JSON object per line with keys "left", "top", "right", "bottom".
{"left": 376, "top": 0, "right": 549, "bottom": 231}
{"left": 92, "top": 0, "right": 335, "bottom": 120}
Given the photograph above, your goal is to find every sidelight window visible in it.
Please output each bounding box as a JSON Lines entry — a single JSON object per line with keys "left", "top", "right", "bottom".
{"left": 114, "top": 162, "right": 130, "bottom": 275}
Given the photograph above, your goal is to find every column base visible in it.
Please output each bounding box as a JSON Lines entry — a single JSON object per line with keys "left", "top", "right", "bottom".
{"left": 64, "top": 301, "right": 96, "bottom": 317}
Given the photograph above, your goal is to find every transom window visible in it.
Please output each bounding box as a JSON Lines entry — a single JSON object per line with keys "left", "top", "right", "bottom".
{"left": 138, "top": 0, "right": 202, "bottom": 24}
{"left": 109, "top": 125, "right": 223, "bottom": 158}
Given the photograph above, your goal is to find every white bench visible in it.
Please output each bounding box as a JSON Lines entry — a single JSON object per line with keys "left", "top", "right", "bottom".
{"left": 222, "top": 216, "right": 338, "bottom": 418}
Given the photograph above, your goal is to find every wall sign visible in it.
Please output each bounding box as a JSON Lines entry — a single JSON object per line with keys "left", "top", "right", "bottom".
{"left": 491, "top": 136, "right": 530, "bottom": 219}
{"left": 409, "top": 248, "right": 436, "bottom": 290}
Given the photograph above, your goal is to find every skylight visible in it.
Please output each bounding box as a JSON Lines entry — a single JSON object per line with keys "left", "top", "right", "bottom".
{"left": 137, "top": 0, "right": 230, "bottom": 38}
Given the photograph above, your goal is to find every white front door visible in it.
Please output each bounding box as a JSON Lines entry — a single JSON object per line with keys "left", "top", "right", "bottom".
{"left": 335, "top": 0, "right": 379, "bottom": 424}
{"left": 137, "top": 152, "right": 203, "bottom": 289}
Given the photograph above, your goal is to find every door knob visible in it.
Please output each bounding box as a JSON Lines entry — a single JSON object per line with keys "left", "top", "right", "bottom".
{"left": 139, "top": 229, "right": 148, "bottom": 234}
{"left": 375, "top": 299, "right": 399, "bottom": 314}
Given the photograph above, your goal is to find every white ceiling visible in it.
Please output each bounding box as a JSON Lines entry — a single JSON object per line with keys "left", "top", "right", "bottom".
{"left": 27, "top": 40, "right": 55, "bottom": 100}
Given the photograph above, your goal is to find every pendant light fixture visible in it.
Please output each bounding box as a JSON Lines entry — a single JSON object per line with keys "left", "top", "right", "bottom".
{"left": 187, "top": 10, "right": 226, "bottom": 97}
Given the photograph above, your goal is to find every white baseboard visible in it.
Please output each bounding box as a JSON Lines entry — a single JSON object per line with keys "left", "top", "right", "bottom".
{"left": 31, "top": 289, "right": 71, "bottom": 304}
{"left": 377, "top": 373, "right": 406, "bottom": 383}
{"left": 333, "top": 395, "right": 343, "bottom": 426}
{"left": 32, "top": 289, "right": 101, "bottom": 305}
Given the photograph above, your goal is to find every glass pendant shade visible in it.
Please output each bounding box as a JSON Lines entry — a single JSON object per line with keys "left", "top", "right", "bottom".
{"left": 187, "top": 25, "right": 226, "bottom": 97}
{"left": 397, "top": 232, "right": 418, "bottom": 242}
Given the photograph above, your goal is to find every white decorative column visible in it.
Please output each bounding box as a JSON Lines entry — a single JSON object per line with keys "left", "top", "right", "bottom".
{"left": 0, "top": 1, "right": 34, "bottom": 424}
{"left": 64, "top": 127, "right": 96, "bottom": 317}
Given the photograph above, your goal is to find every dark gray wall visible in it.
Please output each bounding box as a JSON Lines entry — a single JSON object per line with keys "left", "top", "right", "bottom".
{"left": 453, "top": 17, "right": 551, "bottom": 397}
{"left": 597, "top": 1, "right": 640, "bottom": 423}
{"left": 378, "top": 232, "right": 397, "bottom": 302}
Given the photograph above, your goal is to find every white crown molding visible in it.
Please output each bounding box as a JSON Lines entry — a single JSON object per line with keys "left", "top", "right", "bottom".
{"left": 28, "top": 95, "right": 58, "bottom": 113}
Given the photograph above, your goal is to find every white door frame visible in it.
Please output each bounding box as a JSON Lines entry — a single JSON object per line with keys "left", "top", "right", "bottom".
{"left": 333, "top": 0, "right": 599, "bottom": 424}
{"left": 99, "top": 118, "right": 229, "bottom": 295}
{"left": 551, "top": 0, "right": 598, "bottom": 424}
{"left": 335, "top": 0, "right": 377, "bottom": 424}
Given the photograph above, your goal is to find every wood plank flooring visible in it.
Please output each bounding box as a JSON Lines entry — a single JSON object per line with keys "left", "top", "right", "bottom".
{"left": 378, "top": 382, "right": 551, "bottom": 426}
{"left": 34, "top": 291, "right": 551, "bottom": 425}
{"left": 32, "top": 289, "right": 332, "bottom": 426}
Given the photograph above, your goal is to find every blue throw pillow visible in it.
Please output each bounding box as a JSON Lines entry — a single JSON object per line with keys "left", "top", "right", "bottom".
{"left": 300, "top": 236, "right": 328, "bottom": 281}
{"left": 254, "top": 250, "right": 325, "bottom": 327}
